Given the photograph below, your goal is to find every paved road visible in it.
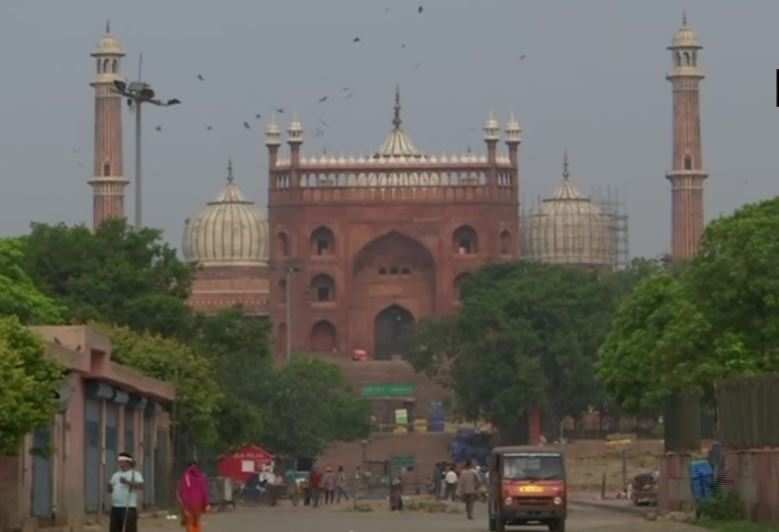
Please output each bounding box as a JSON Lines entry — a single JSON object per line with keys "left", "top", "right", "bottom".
{"left": 141, "top": 502, "right": 699, "bottom": 532}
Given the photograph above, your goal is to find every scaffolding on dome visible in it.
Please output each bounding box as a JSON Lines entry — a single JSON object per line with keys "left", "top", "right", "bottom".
{"left": 520, "top": 183, "right": 629, "bottom": 271}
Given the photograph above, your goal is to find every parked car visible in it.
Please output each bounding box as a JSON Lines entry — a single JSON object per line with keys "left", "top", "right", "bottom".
{"left": 630, "top": 471, "right": 658, "bottom": 506}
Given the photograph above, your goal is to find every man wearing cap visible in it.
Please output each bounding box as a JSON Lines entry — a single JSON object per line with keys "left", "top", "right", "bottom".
{"left": 108, "top": 452, "right": 144, "bottom": 532}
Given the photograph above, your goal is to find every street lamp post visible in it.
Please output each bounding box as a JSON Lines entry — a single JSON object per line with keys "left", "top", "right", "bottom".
{"left": 112, "top": 76, "right": 180, "bottom": 227}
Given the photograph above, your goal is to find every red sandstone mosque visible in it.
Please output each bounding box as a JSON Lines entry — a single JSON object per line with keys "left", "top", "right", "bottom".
{"left": 88, "top": 15, "right": 706, "bottom": 360}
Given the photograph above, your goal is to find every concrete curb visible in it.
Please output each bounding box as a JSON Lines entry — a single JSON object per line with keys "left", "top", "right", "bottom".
{"left": 569, "top": 498, "right": 649, "bottom": 517}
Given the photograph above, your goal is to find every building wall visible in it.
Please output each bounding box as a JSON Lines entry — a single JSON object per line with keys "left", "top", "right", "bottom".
{"left": 0, "top": 326, "right": 175, "bottom": 531}
{"left": 188, "top": 265, "right": 270, "bottom": 316}
{"left": 269, "top": 198, "right": 518, "bottom": 359}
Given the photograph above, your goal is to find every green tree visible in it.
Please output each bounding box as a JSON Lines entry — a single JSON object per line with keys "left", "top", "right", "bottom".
{"left": 260, "top": 357, "right": 371, "bottom": 458}
{"left": 0, "top": 238, "right": 65, "bottom": 324}
{"left": 95, "top": 324, "right": 222, "bottom": 446}
{"left": 409, "top": 262, "right": 620, "bottom": 439}
{"left": 23, "top": 220, "right": 193, "bottom": 337}
{"left": 598, "top": 197, "right": 779, "bottom": 411}
{"left": 193, "top": 309, "right": 274, "bottom": 449}
{"left": 0, "top": 316, "right": 63, "bottom": 454}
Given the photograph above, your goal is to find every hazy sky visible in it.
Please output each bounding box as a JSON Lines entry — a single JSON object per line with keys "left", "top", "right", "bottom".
{"left": 1, "top": 1, "right": 777, "bottom": 258}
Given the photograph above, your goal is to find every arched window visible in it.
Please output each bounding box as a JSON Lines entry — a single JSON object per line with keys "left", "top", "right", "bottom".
{"left": 103, "top": 58, "right": 110, "bottom": 72}
{"left": 310, "top": 321, "right": 337, "bottom": 353}
{"left": 311, "top": 274, "right": 335, "bottom": 302}
{"left": 684, "top": 155, "right": 692, "bottom": 170}
{"left": 279, "top": 279, "right": 287, "bottom": 303}
{"left": 690, "top": 52, "right": 697, "bottom": 66}
{"left": 112, "top": 59, "right": 118, "bottom": 73}
{"left": 684, "top": 51, "right": 691, "bottom": 66}
{"left": 97, "top": 58, "right": 102, "bottom": 73}
{"left": 499, "top": 230, "right": 512, "bottom": 255}
{"left": 453, "top": 225, "right": 479, "bottom": 255}
{"left": 310, "top": 226, "right": 335, "bottom": 256}
{"left": 454, "top": 273, "right": 473, "bottom": 301}
{"left": 103, "top": 162, "right": 111, "bottom": 176}
{"left": 277, "top": 232, "right": 290, "bottom": 257}
{"left": 675, "top": 52, "right": 681, "bottom": 67}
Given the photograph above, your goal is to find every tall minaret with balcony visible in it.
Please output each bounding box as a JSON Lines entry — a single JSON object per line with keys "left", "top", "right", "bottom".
{"left": 666, "top": 13, "right": 707, "bottom": 260}
{"left": 88, "top": 22, "right": 128, "bottom": 228}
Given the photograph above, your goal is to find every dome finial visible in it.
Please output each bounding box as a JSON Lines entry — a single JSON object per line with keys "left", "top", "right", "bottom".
{"left": 563, "top": 149, "right": 570, "bottom": 180}
{"left": 682, "top": 9, "right": 687, "bottom": 26}
{"left": 393, "top": 84, "right": 402, "bottom": 130}
{"left": 106, "top": 19, "right": 111, "bottom": 34}
{"left": 227, "top": 158, "right": 234, "bottom": 183}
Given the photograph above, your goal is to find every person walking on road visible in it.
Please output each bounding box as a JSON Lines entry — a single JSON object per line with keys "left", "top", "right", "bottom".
{"left": 322, "top": 466, "right": 336, "bottom": 505}
{"left": 309, "top": 467, "right": 323, "bottom": 508}
{"left": 457, "top": 460, "right": 481, "bottom": 520}
{"left": 107, "top": 452, "right": 144, "bottom": 532}
{"left": 444, "top": 465, "right": 459, "bottom": 502}
{"left": 177, "top": 461, "right": 209, "bottom": 532}
{"left": 335, "top": 466, "right": 350, "bottom": 503}
{"left": 285, "top": 468, "right": 300, "bottom": 506}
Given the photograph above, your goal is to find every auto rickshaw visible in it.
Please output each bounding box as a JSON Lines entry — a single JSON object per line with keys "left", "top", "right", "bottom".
{"left": 488, "top": 446, "right": 567, "bottom": 532}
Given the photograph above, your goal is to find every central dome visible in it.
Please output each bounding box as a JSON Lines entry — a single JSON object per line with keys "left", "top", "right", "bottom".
{"left": 182, "top": 163, "right": 269, "bottom": 267}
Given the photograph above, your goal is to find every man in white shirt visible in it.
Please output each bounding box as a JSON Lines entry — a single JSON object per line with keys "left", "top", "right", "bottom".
{"left": 107, "top": 452, "right": 144, "bottom": 532}
{"left": 444, "top": 465, "right": 459, "bottom": 501}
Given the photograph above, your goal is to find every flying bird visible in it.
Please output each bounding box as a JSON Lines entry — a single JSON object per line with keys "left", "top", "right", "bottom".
{"left": 243, "top": 121, "right": 251, "bottom": 130}
{"left": 401, "top": 43, "right": 407, "bottom": 49}
{"left": 418, "top": 5, "right": 424, "bottom": 14}
{"left": 196, "top": 74, "right": 205, "bottom": 81}
{"left": 276, "top": 107, "right": 285, "bottom": 114}
{"left": 154, "top": 125, "right": 162, "bottom": 132}
{"left": 318, "top": 96, "right": 328, "bottom": 103}
{"left": 206, "top": 125, "right": 213, "bottom": 131}
{"left": 255, "top": 113, "right": 262, "bottom": 119}
{"left": 519, "top": 54, "right": 527, "bottom": 61}
{"left": 353, "top": 36, "right": 361, "bottom": 43}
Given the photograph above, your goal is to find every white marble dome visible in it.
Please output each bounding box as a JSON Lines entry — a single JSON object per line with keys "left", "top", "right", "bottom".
{"left": 182, "top": 165, "right": 269, "bottom": 267}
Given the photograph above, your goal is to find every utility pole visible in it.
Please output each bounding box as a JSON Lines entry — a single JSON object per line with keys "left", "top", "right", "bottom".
{"left": 112, "top": 55, "right": 181, "bottom": 228}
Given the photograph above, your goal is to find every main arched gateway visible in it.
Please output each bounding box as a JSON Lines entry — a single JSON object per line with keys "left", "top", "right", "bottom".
{"left": 374, "top": 305, "right": 415, "bottom": 360}
{"left": 351, "top": 231, "right": 436, "bottom": 359}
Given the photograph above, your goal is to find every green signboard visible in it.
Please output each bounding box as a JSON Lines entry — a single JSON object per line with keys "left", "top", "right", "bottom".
{"left": 361, "top": 384, "right": 415, "bottom": 398}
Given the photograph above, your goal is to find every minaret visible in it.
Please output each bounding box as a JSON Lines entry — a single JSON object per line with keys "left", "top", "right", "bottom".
{"left": 88, "top": 22, "right": 128, "bottom": 228}
{"left": 666, "top": 12, "right": 707, "bottom": 260}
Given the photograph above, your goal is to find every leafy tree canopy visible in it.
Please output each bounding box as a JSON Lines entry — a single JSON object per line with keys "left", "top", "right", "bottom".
{"left": 23, "top": 220, "right": 193, "bottom": 337}
{"left": 0, "top": 238, "right": 66, "bottom": 324}
{"left": 260, "top": 357, "right": 371, "bottom": 458}
{"left": 598, "top": 197, "right": 779, "bottom": 411}
{"left": 193, "top": 309, "right": 274, "bottom": 450}
{"left": 409, "top": 261, "right": 635, "bottom": 438}
{"left": 0, "top": 316, "right": 63, "bottom": 454}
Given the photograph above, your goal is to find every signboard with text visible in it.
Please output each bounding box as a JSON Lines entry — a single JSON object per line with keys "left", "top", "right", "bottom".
{"left": 361, "top": 384, "right": 415, "bottom": 398}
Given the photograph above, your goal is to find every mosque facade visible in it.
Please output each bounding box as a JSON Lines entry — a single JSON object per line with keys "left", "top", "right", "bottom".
{"left": 91, "top": 15, "right": 706, "bottom": 360}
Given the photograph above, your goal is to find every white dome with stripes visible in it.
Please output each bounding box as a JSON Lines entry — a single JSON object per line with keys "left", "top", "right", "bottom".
{"left": 182, "top": 162, "right": 269, "bottom": 267}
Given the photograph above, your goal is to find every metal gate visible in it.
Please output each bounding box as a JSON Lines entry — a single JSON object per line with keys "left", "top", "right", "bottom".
{"left": 84, "top": 399, "right": 101, "bottom": 513}
{"left": 31, "top": 427, "right": 52, "bottom": 518}
{"left": 374, "top": 305, "right": 415, "bottom": 360}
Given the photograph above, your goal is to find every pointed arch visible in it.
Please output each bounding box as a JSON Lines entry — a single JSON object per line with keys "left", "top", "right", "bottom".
{"left": 310, "top": 273, "right": 335, "bottom": 302}
{"left": 310, "top": 320, "right": 337, "bottom": 353}
{"left": 310, "top": 226, "right": 336, "bottom": 256}
{"left": 453, "top": 225, "right": 479, "bottom": 255}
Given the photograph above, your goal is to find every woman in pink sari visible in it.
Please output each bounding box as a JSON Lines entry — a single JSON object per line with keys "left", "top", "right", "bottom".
{"left": 177, "top": 462, "right": 209, "bottom": 532}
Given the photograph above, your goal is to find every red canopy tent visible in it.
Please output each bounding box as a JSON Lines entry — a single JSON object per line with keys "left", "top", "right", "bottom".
{"left": 217, "top": 445, "right": 274, "bottom": 484}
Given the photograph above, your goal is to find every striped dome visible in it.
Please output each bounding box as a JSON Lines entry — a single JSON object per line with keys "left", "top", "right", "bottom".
{"left": 182, "top": 165, "right": 269, "bottom": 267}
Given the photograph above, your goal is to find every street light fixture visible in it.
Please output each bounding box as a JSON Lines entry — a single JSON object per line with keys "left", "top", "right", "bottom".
{"left": 112, "top": 76, "right": 181, "bottom": 227}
